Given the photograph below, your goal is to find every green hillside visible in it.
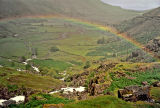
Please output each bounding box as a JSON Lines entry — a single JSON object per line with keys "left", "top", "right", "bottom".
{"left": 116, "top": 7, "right": 160, "bottom": 44}
{"left": 0, "top": 17, "right": 147, "bottom": 73}
{"left": 0, "top": 1, "right": 160, "bottom": 108}
{"left": 0, "top": 0, "right": 142, "bottom": 24}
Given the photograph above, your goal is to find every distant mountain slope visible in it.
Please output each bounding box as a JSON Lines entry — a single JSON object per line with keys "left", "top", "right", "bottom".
{"left": 116, "top": 7, "right": 160, "bottom": 44}
{"left": 0, "top": 0, "right": 142, "bottom": 24}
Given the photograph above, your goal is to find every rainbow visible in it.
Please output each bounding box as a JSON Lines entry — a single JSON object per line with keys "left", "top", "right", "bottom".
{"left": 0, "top": 15, "right": 159, "bottom": 60}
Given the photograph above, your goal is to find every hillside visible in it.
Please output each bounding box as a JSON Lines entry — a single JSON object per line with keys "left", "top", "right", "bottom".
{"left": 0, "top": 0, "right": 142, "bottom": 24}
{"left": 0, "top": 1, "right": 160, "bottom": 107}
{"left": 116, "top": 7, "right": 160, "bottom": 44}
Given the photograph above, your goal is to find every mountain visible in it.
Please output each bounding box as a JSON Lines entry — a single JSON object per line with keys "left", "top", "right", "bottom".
{"left": 0, "top": 0, "right": 142, "bottom": 24}
{"left": 116, "top": 7, "right": 160, "bottom": 44}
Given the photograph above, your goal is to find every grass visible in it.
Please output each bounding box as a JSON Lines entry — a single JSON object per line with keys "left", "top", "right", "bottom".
{"left": 0, "top": 17, "right": 151, "bottom": 70}
{"left": 0, "top": 17, "right": 144, "bottom": 73}
{"left": 63, "top": 95, "right": 135, "bottom": 108}
{"left": 0, "top": 67, "right": 63, "bottom": 90}
{"left": 108, "top": 68, "right": 160, "bottom": 91}
{"left": 150, "top": 87, "right": 160, "bottom": 102}
{"left": 30, "top": 59, "right": 72, "bottom": 71}
{"left": 116, "top": 8, "right": 160, "bottom": 45}
{"left": 9, "top": 93, "right": 73, "bottom": 108}
{"left": 0, "top": 57, "right": 25, "bottom": 69}
{"left": 0, "top": 0, "right": 142, "bottom": 24}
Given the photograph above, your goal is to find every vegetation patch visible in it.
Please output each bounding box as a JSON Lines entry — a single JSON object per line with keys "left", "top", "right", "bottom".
{"left": 9, "top": 93, "right": 73, "bottom": 108}
{"left": 150, "top": 87, "right": 160, "bottom": 102}
{"left": 0, "top": 67, "right": 63, "bottom": 90}
{"left": 63, "top": 95, "right": 134, "bottom": 108}
{"left": 30, "top": 59, "right": 72, "bottom": 71}
{"left": 50, "top": 46, "right": 60, "bottom": 52}
{"left": 108, "top": 69, "right": 160, "bottom": 91}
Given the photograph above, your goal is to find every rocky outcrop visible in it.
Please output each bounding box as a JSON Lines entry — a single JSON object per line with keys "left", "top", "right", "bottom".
{"left": 146, "top": 37, "right": 160, "bottom": 58}
{"left": 0, "top": 96, "right": 25, "bottom": 107}
{"left": 88, "top": 77, "right": 109, "bottom": 96}
{"left": 0, "top": 100, "right": 16, "bottom": 107}
{"left": 68, "top": 62, "right": 117, "bottom": 87}
{"left": 60, "top": 90, "right": 88, "bottom": 100}
{"left": 0, "top": 86, "right": 36, "bottom": 103}
{"left": 67, "top": 62, "right": 117, "bottom": 97}
{"left": 152, "top": 81, "right": 160, "bottom": 87}
{"left": 118, "top": 85, "right": 151, "bottom": 102}
{"left": 66, "top": 71, "right": 89, "bottom": 87}
{"left": 126, "top": 49, "right": 150, "bottom": 62}
{"left": 96, "top": 62, "right": 117, "bottom": 72}
{"left": 127, "top": 37, "right": 160, "bottom": 62}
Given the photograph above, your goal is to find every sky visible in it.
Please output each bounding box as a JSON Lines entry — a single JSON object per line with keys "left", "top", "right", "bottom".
{"left": 101, "top": 0, "right": 160, "bottom": 11}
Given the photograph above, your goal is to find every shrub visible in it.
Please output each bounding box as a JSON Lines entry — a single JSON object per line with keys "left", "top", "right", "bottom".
{"left": 50, "top": 46, "right": 60, "bottom": 52}
{"left": 83, "top": 61, "right": 91, "bottom": 69}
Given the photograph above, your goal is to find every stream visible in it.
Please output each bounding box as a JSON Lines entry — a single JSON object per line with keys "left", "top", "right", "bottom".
{"left": 49, "top": 86, "right": 85, "bottom": 94}
{"left": 0, "top": 96, "right": 25, "bottom": 107}
{"left": 22, "top": 59, "right": 40, "bottom": 72}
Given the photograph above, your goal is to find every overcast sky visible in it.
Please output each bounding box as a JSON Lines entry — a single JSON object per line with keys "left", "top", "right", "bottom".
{"left": 101, "top": 0, "right": 160, "bottom": 11}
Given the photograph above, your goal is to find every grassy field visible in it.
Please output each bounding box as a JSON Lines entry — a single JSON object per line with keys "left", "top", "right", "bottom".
{"left": 30, "top": 59, "right": 72, "bottom": 71}
{"left": 108, "top": 69, "right": 160, "bottom": 91}
{"left": 150, "top": 87, "right": 160, "bottom": 102}
{"left": 106, "top": 63, "right": 160, "bottom": 91}
{"left": 64, "top": 95, "right": 134, "bottom": 108}
{"left": 0, "top": 67, "right": 63, "bottom": 91}
{"left": 0, "top": 17, "right": 150, "bottom": 73}
{"left": 9, "top": 93, "right": 73, "bottom": 108}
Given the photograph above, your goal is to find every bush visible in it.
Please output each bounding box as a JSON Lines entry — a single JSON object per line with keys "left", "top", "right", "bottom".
{"left": 97, "top": 37, "right": 106, "bottom": 44}
{"left": 50, "top": 46, "right": 60, "bottom": 52}
{"left": 83, "top": 61, "right": 91, "bottom": 69}
{"left": 7, "top": 84, "right": 18, "bottom": 92}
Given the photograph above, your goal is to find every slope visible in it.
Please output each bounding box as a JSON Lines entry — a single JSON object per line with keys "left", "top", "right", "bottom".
{"left": 116, "top": 7, "right": 160, "bottom": 44}
{"left": 0, "top": 0, "right": 142, "bottom": 24}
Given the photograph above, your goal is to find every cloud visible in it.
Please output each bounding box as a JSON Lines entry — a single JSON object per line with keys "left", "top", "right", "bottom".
{"left": 101, "top": 0, "right": 160, "bottom": 10}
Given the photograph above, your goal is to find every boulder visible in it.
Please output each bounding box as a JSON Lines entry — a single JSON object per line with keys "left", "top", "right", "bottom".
{"left": 146, "top": 37, "right": 160, "bottom": 57}
{"left": 152, "top": 81, "right": 160, "bottom": 87}
{"left": 88, "top": 78, "right": 109, "bottom": 96}
{"left": 142, "top": 81, "right": 148, "bottom": 86}
{"left": 1, "top": 100, "right": 16, "bottom": 107}
{"left": 118, "top": 85, "right": 151, "bottom": 102}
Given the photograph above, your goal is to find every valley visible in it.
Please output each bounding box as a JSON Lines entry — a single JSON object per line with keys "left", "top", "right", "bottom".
{"left": 0, "top": 0, "right": 160, "bottom": 108}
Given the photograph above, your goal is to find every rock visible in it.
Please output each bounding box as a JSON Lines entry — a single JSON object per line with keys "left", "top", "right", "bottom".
{"left": 118, "top": 85, "right": 151, "bottom": 102}
{"left": 9, "top": 96, "right": 25, "bottom": 104}
{"left": 96, "top": 62, "right": 117, "bottom": 72}
{"left": 2, "top": 100, "right": 16, "bottom": 107}
{"left": 88, "top": 78, "right": 109, "bottom": 96}
{"left": 146, "top": 37, "right": 160, "bottom": 58}
{"left": 0, "top": 73, "right": 7, "bottom": 77}
{"left": 142, "top": 81, "right": 148, "bottom": 86}
{"left": 0, "top": 99, "right": 7, "bottom": 107}
{"left": 152, "top": 81, "right": 160, "bottom": 87}
{"left": 131, "top": 52, "right": 139, "bottom": 57}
